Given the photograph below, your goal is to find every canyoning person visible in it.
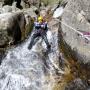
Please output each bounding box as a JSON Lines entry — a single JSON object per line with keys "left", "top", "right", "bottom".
{"left": 28, "top": 16, "right": 51, "bottom": 50}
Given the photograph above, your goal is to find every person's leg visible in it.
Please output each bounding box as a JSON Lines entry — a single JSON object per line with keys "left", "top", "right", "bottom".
{"left": 42, "top": 34, "right": 51, "bottom": 49}
{"left": 28, "top": 34, "right": 37, "bottom": 50}
{"left": 33, "top": 37, "right": 40, "bottom": 46}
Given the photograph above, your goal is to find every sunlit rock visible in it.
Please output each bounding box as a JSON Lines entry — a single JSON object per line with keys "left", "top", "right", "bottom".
{"left": 61, "top": 0, "right": 90, "bottom": 64}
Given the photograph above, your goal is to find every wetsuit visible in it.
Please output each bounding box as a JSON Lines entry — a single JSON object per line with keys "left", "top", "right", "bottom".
{"left": 28, "top": 21, "right": 51, "bottom": 49}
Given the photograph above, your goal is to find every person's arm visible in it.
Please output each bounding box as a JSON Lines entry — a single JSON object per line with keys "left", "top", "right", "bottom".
{"left": 41, "top": 22, "right": 48, "bottom": 31}
{"left": 34, "top": 22, "right": 41, "bottom": 29}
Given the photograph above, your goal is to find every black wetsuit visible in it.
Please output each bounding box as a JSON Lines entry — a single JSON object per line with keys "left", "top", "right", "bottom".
{"left": 28, "top": 21, "right": 51, "bottom": 49}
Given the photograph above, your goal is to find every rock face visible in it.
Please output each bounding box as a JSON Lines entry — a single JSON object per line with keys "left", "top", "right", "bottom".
{"left": 0, "top": 12, "right": 26, "bottom": 47}
{"left": 61, "top": 0, "right": 90, "bottom": 64}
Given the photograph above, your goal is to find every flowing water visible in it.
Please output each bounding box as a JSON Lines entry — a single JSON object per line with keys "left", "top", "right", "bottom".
{"left": 0, "top": 28, "right": 65, "bottom": 90}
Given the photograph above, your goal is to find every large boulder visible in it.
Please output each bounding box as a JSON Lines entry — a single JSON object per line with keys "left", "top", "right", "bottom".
{"left": 0, "top": 12, "right": 26, "bottom": 47}
{"left": 61, "top": 0, "right": 90, "bottom": 65}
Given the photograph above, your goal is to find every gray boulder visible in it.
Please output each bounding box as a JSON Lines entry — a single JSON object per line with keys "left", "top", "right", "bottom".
{"left": 0, "top": 11, "right": 26, "bottom": 47}
{"left": 61, "top": 0, "right": 90, "bottom": 64}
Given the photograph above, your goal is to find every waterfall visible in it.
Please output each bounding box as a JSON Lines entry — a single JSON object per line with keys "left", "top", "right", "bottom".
{"left": 0, "top": 27, "right": 63, "bottom": 90}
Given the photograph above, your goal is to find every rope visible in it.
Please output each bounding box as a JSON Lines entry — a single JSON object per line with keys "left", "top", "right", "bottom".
{"left": 54, "top": 18, "right": 90, "bottom": 41}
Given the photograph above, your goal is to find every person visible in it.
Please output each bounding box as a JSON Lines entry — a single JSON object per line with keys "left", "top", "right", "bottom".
{"left": 28, "top": 16, "right": 51, "bottom": 50}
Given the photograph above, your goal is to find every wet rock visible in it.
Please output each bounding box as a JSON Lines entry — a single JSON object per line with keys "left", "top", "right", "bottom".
{"left": 0, "top": 12, "right": 26, "bottom": 47}
{"left": 65, "top": 78, "right": 88, "bottom": 90}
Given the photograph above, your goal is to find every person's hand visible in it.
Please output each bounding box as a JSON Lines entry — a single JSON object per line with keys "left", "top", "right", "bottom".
{"left": 41, "top": 25, "right": 45, "bottom": 28}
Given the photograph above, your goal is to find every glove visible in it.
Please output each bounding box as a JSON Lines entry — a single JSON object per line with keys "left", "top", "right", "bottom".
{"left": 41, "top": 25, "right": 45, "bottom": 29}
